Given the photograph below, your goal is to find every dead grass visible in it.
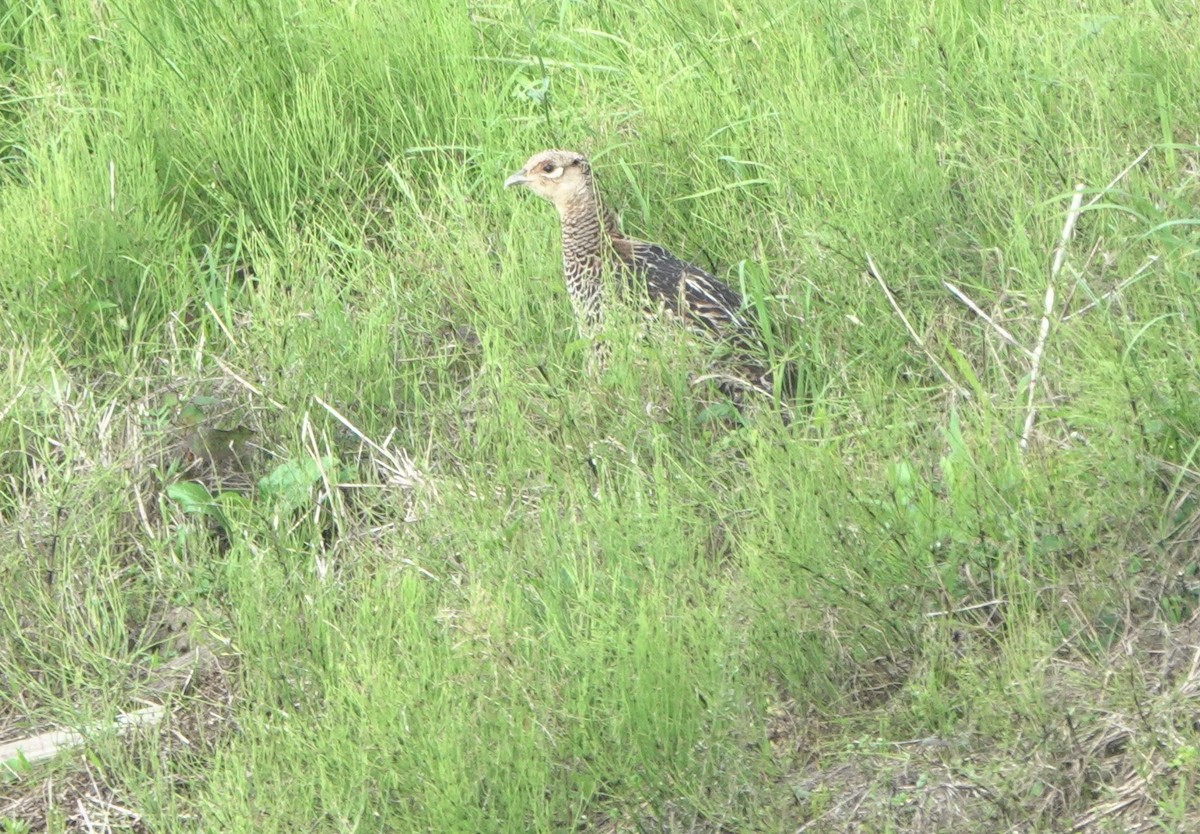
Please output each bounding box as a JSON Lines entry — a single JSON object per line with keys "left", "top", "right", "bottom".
{"left": 1, "top": 601, "right": 237, "bottom": 833}
{"left": 762, "top": 528, "right": 1200, "bottom": 833}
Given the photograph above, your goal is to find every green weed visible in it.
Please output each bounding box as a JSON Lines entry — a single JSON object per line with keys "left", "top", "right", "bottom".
{"left": 2, "top": 0, "right": 1199, "bottom": 830}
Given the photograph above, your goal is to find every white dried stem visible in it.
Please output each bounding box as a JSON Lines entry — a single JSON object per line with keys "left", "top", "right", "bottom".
{"left": 867, "top": 254, "right": 969, "bottom": 398}
{"left": 1063, "top": 255, "right": 1159, "bottom": 321}
{"left": 1021, "top": 184, "right": 1084, "bottom": 453}
{"left": 1082, "top": 146, "right": 1152, "bottom": 212}
{"left": 943, "top": 280, "right": 1035, "bottom": 358}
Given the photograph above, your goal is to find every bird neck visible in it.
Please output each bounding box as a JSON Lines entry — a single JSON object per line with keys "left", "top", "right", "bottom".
{"left": 555, "top": 186, "right": 620, "bottom": 326}
{"left": 556, "top": 187, "right": 620, "bottom": 247}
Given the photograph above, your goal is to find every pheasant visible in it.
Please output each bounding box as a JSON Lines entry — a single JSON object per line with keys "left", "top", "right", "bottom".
{"left": 504, "top": 149, "right": 780, "bottom": 399}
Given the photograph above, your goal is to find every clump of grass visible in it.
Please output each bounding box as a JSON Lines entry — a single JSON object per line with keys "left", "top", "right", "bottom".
{"left": 2, "top": 0, "right": 1200, "bottom": 831}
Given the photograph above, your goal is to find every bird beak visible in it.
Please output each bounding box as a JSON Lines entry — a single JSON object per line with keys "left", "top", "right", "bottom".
{"left": 504, "top": 170, "right": 529, "bottom": 188}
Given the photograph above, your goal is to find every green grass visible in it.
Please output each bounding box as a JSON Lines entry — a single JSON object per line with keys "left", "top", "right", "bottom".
{"left": 2, "top": 0, "right": 1199, "bottom": 830}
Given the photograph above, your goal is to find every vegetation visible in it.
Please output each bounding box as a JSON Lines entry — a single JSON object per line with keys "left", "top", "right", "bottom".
{"left": 1, "top": 0, "right": 1198, "bottom": 830}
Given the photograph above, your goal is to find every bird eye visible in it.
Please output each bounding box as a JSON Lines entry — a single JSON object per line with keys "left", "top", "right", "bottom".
{"left": 542, "top": 162, "right": 557, "bottom": 174}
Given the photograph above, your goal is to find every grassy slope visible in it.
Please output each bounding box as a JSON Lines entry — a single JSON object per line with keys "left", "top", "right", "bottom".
{"left": 1, "top": 0, "right": 1198, "bottom": 830}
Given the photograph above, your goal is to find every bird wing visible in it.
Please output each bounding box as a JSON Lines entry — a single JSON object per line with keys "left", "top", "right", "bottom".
{"left": 615, "top": 240, "right": 759, "bottom": 348}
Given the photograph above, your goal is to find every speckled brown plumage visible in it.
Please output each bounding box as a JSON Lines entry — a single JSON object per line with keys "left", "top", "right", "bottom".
{"left": 505, "top": 149, "right": 776, "bottom": 397}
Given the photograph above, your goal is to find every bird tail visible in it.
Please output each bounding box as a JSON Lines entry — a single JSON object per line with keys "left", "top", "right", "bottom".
{"left": 753, "top": 362, "right": 798, "bottom": 427}
{"left": 695, "top": 359, "right": 796, "bottom": 425}
{"left": 745, "top": 356, "right": 800, "bottom": 402}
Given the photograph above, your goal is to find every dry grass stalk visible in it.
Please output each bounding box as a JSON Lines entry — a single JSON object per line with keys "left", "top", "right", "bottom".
{"left": 1063, "top": 254, "right": 1159, "bottom": 321}
{"left": 1020, "top": 183, "right": 1085, "bottom": 453}
{"left": 866, "top": 254, "right": 970, "bottom": 398}
{"left": 943, "top": 280, "right": 1034, "bottom": 359}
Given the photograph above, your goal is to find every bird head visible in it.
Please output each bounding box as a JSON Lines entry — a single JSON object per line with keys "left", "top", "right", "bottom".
{"left": 504, "top": 150, "right": 592, "bottom": 208}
